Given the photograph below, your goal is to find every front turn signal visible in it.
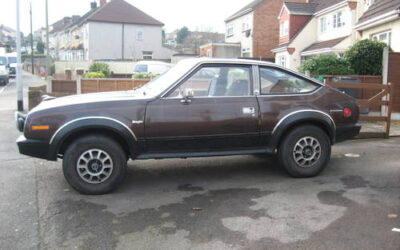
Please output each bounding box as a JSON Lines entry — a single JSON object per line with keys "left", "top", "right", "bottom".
{"left": 31, "top": 125, "right": 50, "bottom": 131}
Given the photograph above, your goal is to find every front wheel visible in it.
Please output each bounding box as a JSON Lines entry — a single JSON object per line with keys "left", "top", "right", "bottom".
{"left": 63, "top": 135, "right": 127, "bottom": 195}
{"left": 278, "top": 125, "right": 331, "bottom": 178}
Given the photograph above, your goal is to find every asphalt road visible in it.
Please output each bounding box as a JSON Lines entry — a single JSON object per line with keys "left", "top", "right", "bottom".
{"left": 0, "top": 73, "right": 399, "bottom": 250}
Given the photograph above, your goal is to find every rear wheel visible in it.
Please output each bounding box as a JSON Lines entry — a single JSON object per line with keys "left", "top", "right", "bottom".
{"left": 63, "top": 135, "right": 127, "bottom": 195}
{"left": 278, "top": 125, "right": 331, "bottom": 177}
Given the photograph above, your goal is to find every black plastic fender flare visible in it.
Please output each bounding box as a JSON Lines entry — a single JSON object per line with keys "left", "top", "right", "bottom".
{"left": 268, "top": 110, "right": 336, "bottom": 150}
{"left": 48, "top": 117, "right": 139, "bottom": 160}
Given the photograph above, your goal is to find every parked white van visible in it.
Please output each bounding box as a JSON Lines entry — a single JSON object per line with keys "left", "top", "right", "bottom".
{"left": 133, "top": 61, "right": 171, "bottom": 75}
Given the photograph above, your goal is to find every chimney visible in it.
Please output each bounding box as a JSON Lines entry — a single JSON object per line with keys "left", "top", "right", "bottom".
{"left": 90, "top": 1, "right": 97, "bottom": 9}
{"left": 100, "top": 0, "right": 107, "bottom": 6}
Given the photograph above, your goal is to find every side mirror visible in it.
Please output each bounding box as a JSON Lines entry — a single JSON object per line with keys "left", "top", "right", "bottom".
{"left": 182, "top": 88, "right": 194, "bottom": 98}
{"left": 181, "top": 88, "right": 194, "bottom": 104}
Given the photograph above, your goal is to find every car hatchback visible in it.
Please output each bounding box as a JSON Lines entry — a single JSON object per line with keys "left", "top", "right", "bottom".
{"left": 16, "top": 58, "right": 361, "bottom": 194}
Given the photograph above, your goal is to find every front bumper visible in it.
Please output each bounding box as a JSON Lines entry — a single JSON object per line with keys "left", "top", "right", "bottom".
{"left": 0, "top": 75, "right": 8, "bottom": 84}
{"left": 336, "top": 124, "right": 362, "bottom": 143}
{"left": 17, "top": 135, "right": 51, "bottom": 160}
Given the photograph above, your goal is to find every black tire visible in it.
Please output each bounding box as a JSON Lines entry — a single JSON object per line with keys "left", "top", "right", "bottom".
{"left": 63, "top": 135, "right": 127, "bottom": 195}
{"left": 278, "top": 125, "right": 331, "bottom": 178}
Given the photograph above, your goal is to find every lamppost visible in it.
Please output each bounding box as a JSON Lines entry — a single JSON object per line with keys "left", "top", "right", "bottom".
{"left": 16, "top": 0, "right": 23, "bottom": 111}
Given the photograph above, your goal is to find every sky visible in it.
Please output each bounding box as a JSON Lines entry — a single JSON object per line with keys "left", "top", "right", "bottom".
{"left": 0, "top": 0, "right": 253, "bottom": 34}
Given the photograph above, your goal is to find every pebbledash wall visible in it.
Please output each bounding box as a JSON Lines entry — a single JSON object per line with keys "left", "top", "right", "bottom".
{"left": 87, "top": 22, "right": 175, "bottom": 61}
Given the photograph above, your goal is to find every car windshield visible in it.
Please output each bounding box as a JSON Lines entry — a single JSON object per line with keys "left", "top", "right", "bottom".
{"left": 7, "top": 57, "right": 17, "bottom": 64}
{"left": 134, "top": 59, "right": 198, "bottom": 97}
{"left": 134, "top": 64, "right": 148, "bottom": 73}
{"left": 0, "top": 57, "right": 6, "bottom": 65}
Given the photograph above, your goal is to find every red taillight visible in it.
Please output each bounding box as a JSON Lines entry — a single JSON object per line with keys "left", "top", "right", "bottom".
{"left": 343, "top": 108, "right": 352, "bottom": 118}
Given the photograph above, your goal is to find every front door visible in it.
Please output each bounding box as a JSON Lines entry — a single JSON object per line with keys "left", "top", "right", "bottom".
{"left": 145, "top": 64, "right": 261, "bottom": 153}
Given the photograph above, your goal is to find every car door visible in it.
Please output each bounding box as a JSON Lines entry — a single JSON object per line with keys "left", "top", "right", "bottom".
{"left": 144, "top": 64, "right": 261, "bottom": 153}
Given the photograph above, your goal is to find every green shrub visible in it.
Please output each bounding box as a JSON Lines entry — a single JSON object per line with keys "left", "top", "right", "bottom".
{"left": 132, "top": 72, "right": 157, "bottom": 79}
{"left": 345, "top": 39, "right": 388, "bottom": 75}
{"left": 84, "top": 72, "right": 105, "bottom": 78}
{"left": 299, "top": 54, "right": 354, "bottom": 75}
{"left": 88, "top": 62, "right": 111, "bottom": 77}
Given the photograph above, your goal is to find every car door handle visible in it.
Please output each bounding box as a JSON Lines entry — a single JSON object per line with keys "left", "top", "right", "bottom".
{"left": 243, "top": 107, "right": 256, "bottom": 115}
{"left": 180, "top": 98, "right": 191, "bottom": 104}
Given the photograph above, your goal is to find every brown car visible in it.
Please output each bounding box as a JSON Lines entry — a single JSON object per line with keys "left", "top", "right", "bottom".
{"left": 16, "top": 58, "right": 361, "bottom": 194}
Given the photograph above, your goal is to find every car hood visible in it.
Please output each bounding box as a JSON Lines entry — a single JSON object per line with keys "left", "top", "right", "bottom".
{"left": 32, "top": 90, "right": 149, "bottom": 112}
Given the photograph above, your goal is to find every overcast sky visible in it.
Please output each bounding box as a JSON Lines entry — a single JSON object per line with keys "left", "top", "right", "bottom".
{"left": 0, "top": 0, "right": 253, "bottom": 34}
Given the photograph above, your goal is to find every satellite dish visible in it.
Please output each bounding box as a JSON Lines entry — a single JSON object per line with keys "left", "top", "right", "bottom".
{"left": 245, "top": 30, "right": 251, "bottom": 38}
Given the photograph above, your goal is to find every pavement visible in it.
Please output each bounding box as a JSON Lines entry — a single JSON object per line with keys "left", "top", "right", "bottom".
{"left": 0, "top": 73, "right": 400, "bottom": 250}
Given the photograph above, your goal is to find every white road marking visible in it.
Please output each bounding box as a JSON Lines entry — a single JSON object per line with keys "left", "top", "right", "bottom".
{"left": 392, "top": 228, "right": 400, "bottom": 233}
{"left": 0, "top": 85, "right": 7, "bottom": 94}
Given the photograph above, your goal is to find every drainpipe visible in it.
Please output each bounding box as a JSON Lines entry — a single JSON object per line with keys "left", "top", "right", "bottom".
{"left": 122, "top": 23, "right": 125, "bottom": 60}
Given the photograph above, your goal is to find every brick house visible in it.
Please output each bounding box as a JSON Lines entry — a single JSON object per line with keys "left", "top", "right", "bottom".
{"left": 272, "top": 0, "right": 360, "bottom": 70}
{"left": 225, "top": 0, "right": 307, "bottom": 59}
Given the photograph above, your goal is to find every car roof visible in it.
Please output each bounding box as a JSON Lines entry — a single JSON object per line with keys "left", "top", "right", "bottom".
{"left": 179, "top": 57, "right": 324, "bottom": 86}
{"left": 185, "top": 57, "right": 276, "bottom": 66}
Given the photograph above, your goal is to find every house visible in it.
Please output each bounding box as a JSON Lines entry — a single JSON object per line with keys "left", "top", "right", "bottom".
{"left": 50, "top": 0, "right": 175, "bottom": 61}
{"left": 225, "top": 0, "right": 307, "bottom": 59}
{"left": 355, "top": 0, "right": 400, "bottom": 52}
{"left": 199, "top": 42, "right": 241, "bottom": 58}
{"left": 272, "top": 0, "right": 359, "bottom": 70}
{"left": 0, "top": 25, "right": 16, "bottom": 49}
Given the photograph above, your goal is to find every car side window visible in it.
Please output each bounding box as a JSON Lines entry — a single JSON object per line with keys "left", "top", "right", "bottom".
{"left": 168, "top": 66, "right": 252, "bottom": 97}
{"left": 259, "top": 67, "right": 318, "bottom": 94}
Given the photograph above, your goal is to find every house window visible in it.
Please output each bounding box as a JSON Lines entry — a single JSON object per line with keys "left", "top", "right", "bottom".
{"left": 320, "top": 17, "right": 327, "bottom": 33}
{"left": 242, "top": 16, "right": 250, "bottom": 31}
{"left": 333, "top": 11, "right": 345, "bottom": 28}
{"left": 206, "top": 49, "right": 212, "bottom": 57}
{"left": 371, "top": 31, "right": 391, "bottom": 46}
{"left": 226, "top": 24, "right": 234, "bottom": 37}
{"left": 142, "top": 51, "right": 153, "bottom": 60}
{"left": 279, "top": 21, "right": 289, "bottom": 37}
{"left": 278, "top": 55, "right": 287, "bottom": 67}
{"left": 136, "top": 29, "right": 144, "bottom": 41}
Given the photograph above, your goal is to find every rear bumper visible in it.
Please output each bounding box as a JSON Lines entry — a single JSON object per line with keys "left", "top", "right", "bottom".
{"left": 17, "top": 135, "right": 53, "bottom": 160}
{"left": 335, "top": 124, "right": 361, "bottom": 143}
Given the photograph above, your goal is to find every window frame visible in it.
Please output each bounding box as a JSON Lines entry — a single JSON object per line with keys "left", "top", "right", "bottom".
{"left": 257, "top": 65, "right": 321, "bottom": 96}
{"left": 226, "top": 24, "right": 234, "bottom": 37}
{"left": 371, "top": 30, "right": 391, "bottom": 46}
{"left": 164, "top": 63, "right": 255, "bottom": 99}
{"left": 136, "top": 28, "right": 144, "bottom": 41}
{"left": 279, "top": 21, "right": 289, "bottom": 38}
{"left": 332, "top": 11, "right": 345, "bottom": 29}
{"left": 320, "top": 17, "right": 327, "bottom": 33}
{"left": 142, "top": 51, "right": 153, "bottom": 60}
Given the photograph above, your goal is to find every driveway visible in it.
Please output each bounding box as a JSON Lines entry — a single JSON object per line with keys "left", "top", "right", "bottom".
{"left": 1, "top": 73, "right": 399, "bottom": 250}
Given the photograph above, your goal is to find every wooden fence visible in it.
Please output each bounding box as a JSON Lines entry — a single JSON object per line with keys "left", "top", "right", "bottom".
{"left": 51, "top": 78, "right": 150, "bottom": 95}
{"left": 79, "top": 78, "right": 149, "bottom": 94}
{"left": 324, "top": 77, "right": 394, "bottom": 138}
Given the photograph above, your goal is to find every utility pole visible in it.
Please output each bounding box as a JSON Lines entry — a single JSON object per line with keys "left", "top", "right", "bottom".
{"left": 16, "top": 0, "right": 23, "bottom": 111}
{"left": 45, "top": 0, "right": 50, "bottom": 77}
{"left": 30, "top": 1, "right": 34, "bottom": 74}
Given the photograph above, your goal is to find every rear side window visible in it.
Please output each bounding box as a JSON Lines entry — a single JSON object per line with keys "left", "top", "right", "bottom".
{"left": 134, "top": 64, "right": 148, "bottom": 73}
{"left": 260, "top": 67, "right": 319, "bottom": 95}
